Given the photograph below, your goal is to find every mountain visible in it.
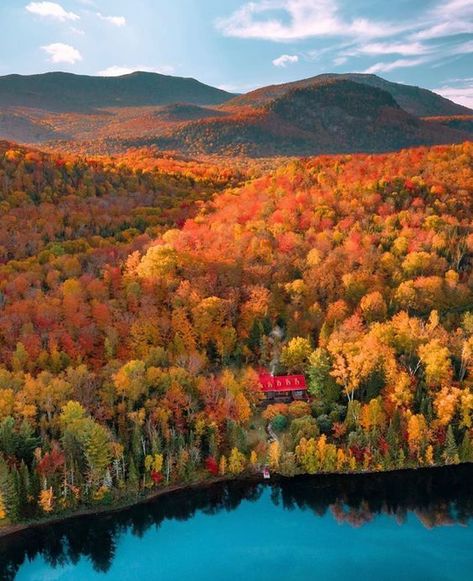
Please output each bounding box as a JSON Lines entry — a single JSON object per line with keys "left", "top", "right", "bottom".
{"left": 0, "top": 71, "right": 235, "bottom": 112}
{"left": 145, "top": 79, "right": 470, "bottom": 156}
{"left": 152, "top": 103, "right": 227, "bottom": 121}
{"left": 424, "top": 115, "right": 473, "bottom": 135}
{"left": 0, "top": 72, "right": 470, "bottom": 157}
{"left": 0, "top": 111, "right": 65, "bottom": 143}
{"left": 227, "top": 73, "right": 473, "bottom": 117}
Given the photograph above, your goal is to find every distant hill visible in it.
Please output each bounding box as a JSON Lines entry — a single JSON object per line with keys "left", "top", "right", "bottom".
{"left": 152, "top": 103, "right": 227, "bottom": 121}
{"left": 147, "top": 79, "right": 470, "bottom": 156}
{"left": 424, "top": 115, "right": 473, "bottom": 135}
{"left": 0, "top": 72, "right": 470, "bottom": 157}
{"left": 227, "top": 73, "right": 473, "bottom": 117}
{"left": 0, "top": 71, "right": 235, "bottom": 112}
{"left": 0, "top": 111, "right": 66, "bottom": 143}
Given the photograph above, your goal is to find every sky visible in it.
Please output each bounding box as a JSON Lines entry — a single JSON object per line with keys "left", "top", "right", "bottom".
{"left": 0, "top": 0, "right": 472, "bottom": 106}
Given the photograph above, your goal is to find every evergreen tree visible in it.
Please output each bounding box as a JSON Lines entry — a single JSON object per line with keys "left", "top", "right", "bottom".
{"left": 18, "top": 462, "right": 31, "bottom": 517}
{"left": 0, "top": 490, "right": 6, "bottom": 521}
{"left": 127, "top": 456, "right": 139, "bottom": 492}
{"left": 17, "top": 421, "right": 40, "bottom": 464}
{"left": 0, "top": 417, "right": 18, "bottom": 457}
{"left": 459, "top": 432, "right": 473, "bottom": 463}
{"left": 0, "top": 457, "right": 19, "bottom": 522}
{"left": 444, "top": 426, "right": 459, "bottom": 464}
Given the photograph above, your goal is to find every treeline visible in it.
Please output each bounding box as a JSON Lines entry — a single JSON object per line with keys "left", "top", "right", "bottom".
{"left": 0, "top": 141, "right": 472, "bottom": 525}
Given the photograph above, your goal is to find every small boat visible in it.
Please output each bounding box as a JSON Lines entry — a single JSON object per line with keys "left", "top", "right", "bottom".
{"left": 263, "top": 468, "right": 270, "bottom": 480}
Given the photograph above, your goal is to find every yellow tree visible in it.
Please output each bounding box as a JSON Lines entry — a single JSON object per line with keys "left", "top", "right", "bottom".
{"left": 280, "top": 337, "right": 312, "bottom": 372}
{"left": 418, "top": 340, "right": 452, "bottom": 389}
{"left": 460, "top": 389, "right": 473, "bottom": 428}
{"left": 113, "top": 360, "right": 148, "bottom": 405}
{"left": 407, "top": 413, "right": 428, "bottom": 458}
{"left": 219, "top": 455, "right": 227, "bottom": 476}
{"left": 268, "top": 441, "right": 280, "bottom": 470}
{"left": 434, "top": 386, "right": 460, "bottom": 425}
{"left": 295, "top": 438, "right": 319, "bottom": 474}
{"left": 39, "top": 487, "right": 54, "bottom": 513}
{"left": 228, "top": 448, "right": 246, "bottom": 475}
{"left": 0, "top": 491, "right": 6, "bottom": 520}
{"left": 360, "top": 398, "right": 386, "bottom": 434}
{"left": 328, "top": 335, "right": 380, "bottom": 403}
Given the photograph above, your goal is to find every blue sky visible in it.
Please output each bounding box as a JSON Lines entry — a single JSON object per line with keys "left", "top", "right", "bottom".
{"left": 0, "top": 0, "right": 472, "bottom": 106}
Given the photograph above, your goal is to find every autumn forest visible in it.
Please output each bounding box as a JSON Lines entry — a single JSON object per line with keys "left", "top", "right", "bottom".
{"left": 0, "top": 133, "right": 471, "bottom": 528}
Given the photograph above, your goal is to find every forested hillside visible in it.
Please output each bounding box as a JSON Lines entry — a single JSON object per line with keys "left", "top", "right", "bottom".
{"left": 0, "top": 141, "right": 472, "bottom": 526}
{"left": 0, "top": 72, "right": 235, "bottom": 111}
{"left": 228, "top": 73, "right": 473, "bottom": 117}
{"left": 0, "top": 73, "right": 470, "bottom": 156}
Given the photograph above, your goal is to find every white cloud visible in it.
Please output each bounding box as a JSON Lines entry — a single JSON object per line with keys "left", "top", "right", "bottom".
{"left": 348, "top": 37, "right": 472, "bottom": 75}
{"left": 26, "top": 1, "right": 79, "bottom": 22}
{"left": 70, "top": 26, "right": 85, "bottom": 35}
{"left": 272, "top": 54, "right": 299, "bottom": 67}
{"left": 333, "top": 56, "right": 347, "bottom": 66}
{"left": 216, "top": 0, "right": 409, "bottom": 42}
{"left": 363, "top": 57, "right": 428, "bottom": 74}
{"left": 413, "top": 21, "right": 473, "bottom": 40}
{"left": 97, "top": 13, "right": 126, "bottom": 27}
{"left": 345, "top": 41, "right": 431, "bottom": 57}
{"left": 97, "top": 65, "right": 175, "bottom": 77}
{"left": 434, "top": 81, "right": 473, "bottom": 109}
{"left": 449, "top": 40, "right": 473, "bottom": 55}
{"left": 411, "top": 0, "right": 473, "bottom": 40}
{"left": 41, "top": 42, "right": 82, "bottom": 64}
{"left": 215, "top": 0, "right": 473, "bottom": 83}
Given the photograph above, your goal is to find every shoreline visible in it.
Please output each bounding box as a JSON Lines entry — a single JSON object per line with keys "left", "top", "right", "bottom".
{"left": 0, "top": 461, "right": 466, "bottom": 541}
{"left": 0, "top": 473, "right": 246, "bottom": 541}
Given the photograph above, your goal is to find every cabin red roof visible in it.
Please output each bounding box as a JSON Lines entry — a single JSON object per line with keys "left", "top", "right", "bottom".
{"left": 258, "top": 371, "right": 307, "bottom": 392}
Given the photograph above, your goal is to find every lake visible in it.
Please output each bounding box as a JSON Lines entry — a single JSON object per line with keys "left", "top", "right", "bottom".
{"left": 2, "top": 465, "right": 473, "bottom": 580}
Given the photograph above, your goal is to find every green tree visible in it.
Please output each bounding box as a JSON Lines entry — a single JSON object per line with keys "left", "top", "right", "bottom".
{"left": 83, "top": 423, "right": 112, "bottom": 486}
{"left": 280, "top": 337, "right": 312, "bottom": 373}
{"left": 307, "top": 348, "right": 341, "bottom": 404}
{"left": 444, "top": 426, "right": 459, "bottom": 464}
{"left": 459, "top": 432, "right": 473, "bottom": 462}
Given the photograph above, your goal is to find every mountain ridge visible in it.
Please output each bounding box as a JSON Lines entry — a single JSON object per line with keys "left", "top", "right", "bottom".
{"left": 226, "top": 73, "right": 472, "bottom": 117}
{"left": 0, "top": 71, "right": 236, "bottom": 111}
{"left": 145, "top": 79, "right": 471, "bottom": 156}
{"left": 0, "top": 71, "right": 471, "bottom": 156}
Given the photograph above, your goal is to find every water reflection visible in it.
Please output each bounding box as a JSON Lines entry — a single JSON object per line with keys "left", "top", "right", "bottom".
{"left": 2, "top": 464, "right": 473, "bottom": 579}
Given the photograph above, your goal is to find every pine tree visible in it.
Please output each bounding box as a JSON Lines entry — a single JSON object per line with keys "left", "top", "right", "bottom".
{"left": 16, "top": 462, "right": 30, "bottom": 518}
{"left": 386, "top": 421, "right": 398, "bottom": 461}
{"left": 208, "top": 431, "right": 218, "bottom": 460}
{"left": 28, "top": 465, "right": 41, "bottom": 517}
{"left": 444, "top": 425, "right": 459, "bottom": 464}
{"left": 127, "top": 456, "right": 139, "bottom": 492}
{"left": 397, "top": 448, "right": 405, "bottom": 469}
{"left": 459, "top": 432, "right": 473, "bottom": 463}
{"left": 0, "top": 457, "right": 19, "bottom": 522}
{"left": 0, "top": 490, "right": 6, "bottom": 521}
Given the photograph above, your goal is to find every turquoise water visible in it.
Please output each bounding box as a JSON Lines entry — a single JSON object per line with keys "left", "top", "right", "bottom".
{"left": 3, "top": 466, "right": 473, "bottom": 580}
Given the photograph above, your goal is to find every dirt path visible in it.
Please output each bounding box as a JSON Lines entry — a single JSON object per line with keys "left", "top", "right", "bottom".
{"left": 267, "top": 422, "right": 279, "bottom": 443}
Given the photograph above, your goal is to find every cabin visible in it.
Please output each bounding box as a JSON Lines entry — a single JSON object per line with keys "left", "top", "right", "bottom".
{"left": 258, "top": 371, "right": 308, "bottom": 403}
